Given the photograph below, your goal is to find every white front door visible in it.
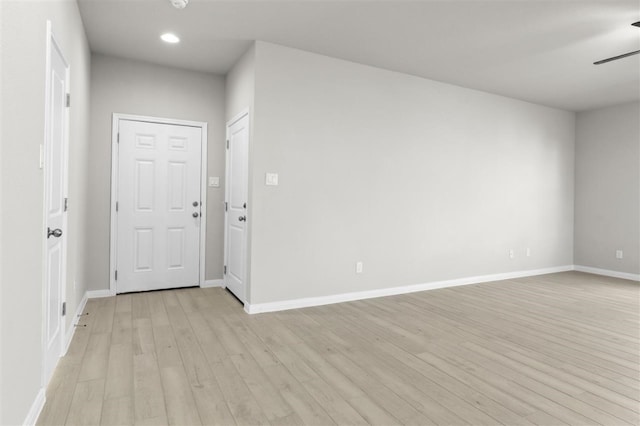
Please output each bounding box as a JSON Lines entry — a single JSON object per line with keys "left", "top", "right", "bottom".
{"left": 43, "top": 28, "right": 69, "bottom": 385}
{"left": 116, "top": 119, "right": 202, "bottom": 293}
{"left": 224, "top": 112, "right": 249, "bottom": 303}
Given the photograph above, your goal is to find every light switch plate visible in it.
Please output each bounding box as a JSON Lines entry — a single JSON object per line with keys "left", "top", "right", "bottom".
{"left": 208, "top": 176, "right": 220, "bottom": 187}
{"left": 265, "top": 173, "right": 279, "bottom": 186}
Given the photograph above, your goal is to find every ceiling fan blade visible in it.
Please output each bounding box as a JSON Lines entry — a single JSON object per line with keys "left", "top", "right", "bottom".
{"left": 593, "top": 21, "right": 640, "bottom": 64}
{"left": 594, "top": 50, "right": 640, "bottom": 65}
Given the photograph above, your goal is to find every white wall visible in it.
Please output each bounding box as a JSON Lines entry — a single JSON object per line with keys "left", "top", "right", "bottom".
{"left": 88, "top": 54, "right": 226, "bottom": 290}
{"left": 0, "top": 0, "right": 4, "bottom": 421}
{"left": 575, "top": 102, "right": 640, "bottom": 275}
{"left": 248, "top": 42, "right": 576, "bottom": 305}
{"left": 0, "top": 1, "right": 91, "bottom": 424}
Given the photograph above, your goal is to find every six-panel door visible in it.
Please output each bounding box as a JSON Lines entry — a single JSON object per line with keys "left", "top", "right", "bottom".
{"left": 116, "top": 120, "right": 202, "bottom": 293}
{"left": 225, "top": 113, "right": 249, "bottom": 302}
{"left": 44, "top": 36, "right": 69, "bottom": 384}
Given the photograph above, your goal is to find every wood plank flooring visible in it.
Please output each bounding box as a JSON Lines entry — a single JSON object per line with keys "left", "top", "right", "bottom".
{"left": 37, "top": 272, "right": 640, "bottom": 425}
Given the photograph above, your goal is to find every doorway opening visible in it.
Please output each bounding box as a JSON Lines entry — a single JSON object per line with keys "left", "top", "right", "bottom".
{"left": 109, "top": 114, "right": 208, "bottom": 294}
{"left": 223, "top": 110, "right": 250, "bottom": 304}
{"left": 42, "top": 21, "right": 70, "bottom": 386}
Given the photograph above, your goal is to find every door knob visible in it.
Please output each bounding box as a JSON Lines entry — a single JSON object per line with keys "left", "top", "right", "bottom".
{"left": 193, "top": 201, "right": 199, "bottom": 207}
{"left": 47, "top": 227, "right": 63, "bottom": 238}
{"left": 192, "top": 212, "right": 199, "bottom": 218}
{"left": 238, "top": 216, "right": 246, "bottom": 222}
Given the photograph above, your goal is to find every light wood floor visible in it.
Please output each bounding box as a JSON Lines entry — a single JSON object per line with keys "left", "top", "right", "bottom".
{"left": 37, "top": 272, "right": 639, "bottom": 425}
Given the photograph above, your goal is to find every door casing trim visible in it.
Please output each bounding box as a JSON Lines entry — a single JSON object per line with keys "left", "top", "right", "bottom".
{"left": 109, "top": 113, "right": 208, "bottom": 295}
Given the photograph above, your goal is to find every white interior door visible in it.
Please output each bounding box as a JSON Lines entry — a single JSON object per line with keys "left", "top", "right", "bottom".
{"left": 43, "top": 29, "right": 69, "bottom": 385}
{"left": 224, "top": 112, "right": 249, "bottom": 303}
{"left": 116, "top": 120, "right": 202, "bottom": 293}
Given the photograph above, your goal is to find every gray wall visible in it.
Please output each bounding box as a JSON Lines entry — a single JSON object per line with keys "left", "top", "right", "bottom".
{"left": 575, "top": 102, "right": 640, "bottom": 275}
{"left": 249, "top": 42, "right": 576, "bottom": 305}
{"left": 88, "top": 54, "right": 226, "bottom": 290}
{"left": 0, "top": 1, "right": 91, "bottom": 424}
{"left": 225, "top": 44, "right": 255, "bottom": 122}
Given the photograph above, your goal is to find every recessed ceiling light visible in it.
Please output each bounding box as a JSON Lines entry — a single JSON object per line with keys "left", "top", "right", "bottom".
{"left": 169, "top": 0, "right": 189, "bottom": 9}
{"left": 161, "top": 33, "right": 180, "bottom": 44}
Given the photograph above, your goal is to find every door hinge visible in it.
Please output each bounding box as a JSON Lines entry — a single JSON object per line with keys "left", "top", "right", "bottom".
{"left": 115, "top": 201, "right": 118, "bottom": 212}
{"left": 225, "top": 202, "right": 228, "bottom": 212}
{"left": 66, "top": 93, "right": 70, "bottom": 108}
{"left": 64, "top": 197, "right": 68, "bottom": 212}
{"left": 117, "top": 133, "right": 120, "bottom": 143}
{"left": 226, "top": 139, "right": 229, "bottom": 149}
{"left": 224, "top": 265, "right": 227, "bottom": 275}
{"left": 62, "top": 302, "right": 66, "bottom": 316}
{"left": 115, "top": 270, "right": 118, "bottom": 281}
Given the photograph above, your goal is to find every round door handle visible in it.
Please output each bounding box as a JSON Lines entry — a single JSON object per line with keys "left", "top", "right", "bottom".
{"left": 47, "top": 227, "right": 63, "bottom": 238}
{"left": 193, "top": 201, "right": 199, "bottom": 207}
{"left": 238, "top": 216, "right": 246, "bottom": 222}
{"left": 192, "top": 212, "right": 199, "bottom": 218}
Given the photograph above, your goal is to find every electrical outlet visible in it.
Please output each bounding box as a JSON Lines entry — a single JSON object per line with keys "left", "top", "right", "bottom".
{"left": 616, "top": 250, "right": 623, "bottom": 259}
{"left": 356, "top": 261, "right": 363, "bottom": 274}
{"left": 509, "top": 249, "right": 515, "bottom": 259}
{"left": 526, "top": 248, "right": 531, "bottom": 257}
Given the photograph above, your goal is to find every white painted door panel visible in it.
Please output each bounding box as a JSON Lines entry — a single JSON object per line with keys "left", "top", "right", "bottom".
{"left": 44, "top": 34, "right": 68, "bottom": 385}
{"left": 117, "top": 120, "right": 202, "bottom": 293}
{"left": 225, "top": 113, "right": 249, "bottom": 302}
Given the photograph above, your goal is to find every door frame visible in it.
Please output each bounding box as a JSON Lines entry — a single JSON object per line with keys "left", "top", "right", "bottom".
{"left": 109, "top": 113, "right": 208, "bottom": 295}
{"left": 223, "top": 109, "right": 250, "bottom": 304}
{"left": 41, "top": 20, "right": 70, "bottom": 385}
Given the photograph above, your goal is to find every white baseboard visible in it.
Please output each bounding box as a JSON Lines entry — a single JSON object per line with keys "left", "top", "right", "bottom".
{"left": 202, "top": 279, "right": 224, "bottom": 288}
{"left": 86, "top": 289, "right": 116, "bottom": 298}
{"left": 23, "top": 388, "right": 45, "bottom": 426}
{"left": 245, "top": 265, "right": 574, "bottom": 314}
{"left": 62, "top": 292, "right": 88, "bottom": 355}
{"left": 574, "top": 265, "right": 640, "bottom": 282}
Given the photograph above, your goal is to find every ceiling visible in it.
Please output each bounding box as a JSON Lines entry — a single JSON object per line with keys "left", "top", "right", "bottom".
{"left": 78, "top": 0, "right": 640, "bottom": 112}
